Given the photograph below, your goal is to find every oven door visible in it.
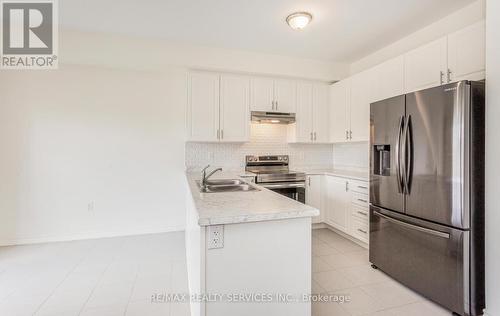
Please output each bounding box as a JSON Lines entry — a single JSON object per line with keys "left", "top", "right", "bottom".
{"left": 260, "top": 182, "right": 306, "bottom": 203}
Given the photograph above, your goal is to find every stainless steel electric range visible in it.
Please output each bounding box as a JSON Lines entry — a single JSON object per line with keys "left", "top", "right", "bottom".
{"left": 245, "top": 155, "right": 306, "bottom": 203}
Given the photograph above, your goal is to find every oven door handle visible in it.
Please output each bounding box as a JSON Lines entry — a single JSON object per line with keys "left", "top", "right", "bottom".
{"left": 260, "top": 182, "right": 305, "bottom": 189}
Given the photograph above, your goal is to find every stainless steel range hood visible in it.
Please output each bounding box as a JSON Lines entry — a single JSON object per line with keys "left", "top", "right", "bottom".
{"left": 250, "top": 111, "right": 296, "bottom": 124}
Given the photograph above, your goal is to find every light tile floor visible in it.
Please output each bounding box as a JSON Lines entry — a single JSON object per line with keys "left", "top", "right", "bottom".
{"left": 0, "top": 232, "right": 190, "bottom": 316}
{"left": 0, "top": 229, "right": 453, "bottom": 316}
{"left": 312, "top": 228, "right": 451, "bottom": 316}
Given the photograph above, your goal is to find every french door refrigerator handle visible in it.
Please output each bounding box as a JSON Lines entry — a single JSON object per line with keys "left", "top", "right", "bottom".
{"left": 395, "top": 115, "right": 404, "bottom": 193}
{"left": 405, "top": 115, "right": 412, "bottom": 194}
{"left": 373, "top": 211, "right": 450, "bottom": 239}
{"left": 402, "top": 115, "right": 411, "bottom": 194}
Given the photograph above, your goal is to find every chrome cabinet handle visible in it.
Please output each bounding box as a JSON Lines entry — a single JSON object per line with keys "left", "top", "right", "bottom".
{"left": 310, "top": 132, "right": 313, "bottom": 141}
{"left": 221, "top": 129, "right": 224, "bottom": 140}
{"left": 349, "top": 130, "right": 352, "bottom": 140}
{"left": 447, "top": 69, "right": 452, "bottom": 83}
{"left": 395, "top": 115, "right": 404, "bottom": 193}
{"left": 345, "top": 130, "right": 349, "bottom": 140}
{"left": 314, "top": 132, "right": 317, "bottom": 141}
{"left": 308, "top": 177, "right": 311, "bottom": 186}
{"left": 345, "top": 181, "right": 349, "bottom": 192}
{"left": 374, "top": 210, "right": 450, "bottom": 239}
{"left": 217, "top": 129, "right": 220, "bottom": 140}
{"left": 271, "top": 100, "right": 275, "bottom": 110}
{"left": 440, "top": 71, "right": 444, "bottom": 85}
{"left": 357, "top": 211, "right": 368, "bottom": 216}
{"left": 357, "top": 228, "right": 367, "bottom": 234}
{"left": 358, "top": 185, "right": 368, "bottom": 189}
{"left": 357, "top": 198, "right": 368, "bottom": 203}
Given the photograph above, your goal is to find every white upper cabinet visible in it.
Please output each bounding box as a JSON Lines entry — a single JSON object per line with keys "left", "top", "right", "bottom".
{"left": 404, "top": 37, "right": 448, "bottom": 93}
{"left": 187, "top": 71, "right": 249, "bottom": 143}
{"left": 250, "top": 77, "right": 296, "bottom": 113}
{"left": 250, "top": 77, "right": 274, "bottom": 112}
{"left": 219, "top": 74, "right": 250, "bottom": 142}
{"left": 371, "top": 56, "right": 405, "bottom": 103}
{"left": 294, "top": 82, "right": 314, "bottom": 142}
{"left": 274, "top": 79, "right": 297, "bottom": 113}
{"left": 330, "top": 79, "right": 350, "bottom": 143}
{"left": 349, "top": 70, "right": 373, "bottom": 142}
{"left": 447, "top": 21, "right": 486, "bottom": 82}
{"left": 187, "top": 71, "right": 220, "bottom": 142}
{"left": 312, "top": 83, "right": 330, "bottom": 143}
{"left": 289, "top": 82, "right": 329, "bottom": 143}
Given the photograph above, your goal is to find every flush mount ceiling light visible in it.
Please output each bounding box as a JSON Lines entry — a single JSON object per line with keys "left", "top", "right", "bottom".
{"left": 286, "top": 12, "right": 312, "bottom": 30}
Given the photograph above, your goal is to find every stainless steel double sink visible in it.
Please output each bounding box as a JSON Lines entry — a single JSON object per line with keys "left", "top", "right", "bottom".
{"left": 197, "top": 179, "right": 259, "bottom": 193}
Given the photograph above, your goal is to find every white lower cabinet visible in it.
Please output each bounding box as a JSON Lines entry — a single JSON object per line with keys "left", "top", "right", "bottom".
{"left": 306, "top": 175, "right": 323, "bottom": 224}
{"left": 324, "top": 176, "right": 350, "bottom": 232}
{"left": 307, "top": 174, "right": 369, "bottom": 244}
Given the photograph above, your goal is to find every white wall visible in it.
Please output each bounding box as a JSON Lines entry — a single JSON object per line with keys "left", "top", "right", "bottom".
{"left": 485, "top": 0, "right": 500, "bottom": 314}
{"left": 60, "top": 30, "right": 349, "bottom": 82}
{"left": 350, "top": 0, "right": 485, "bottom": 74}
{"left": 0, "top": 65, "right": 187, "bottom": 245}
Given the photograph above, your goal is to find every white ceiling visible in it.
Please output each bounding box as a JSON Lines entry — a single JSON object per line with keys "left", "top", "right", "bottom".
{"left": 60, "top": 0, "right": 476, "bottom": 63}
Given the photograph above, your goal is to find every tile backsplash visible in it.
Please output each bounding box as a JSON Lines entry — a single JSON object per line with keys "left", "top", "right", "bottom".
{"left": 185, "top": 123, "right": 334, "bottom": 170}
{"left": 185, "top": 123, "right": 370, "bottom": 172}
{"left": 332, "top": 142, "right": 369, "bottom": 172}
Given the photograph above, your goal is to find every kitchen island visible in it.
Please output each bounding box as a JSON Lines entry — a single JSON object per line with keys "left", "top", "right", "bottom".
{"left": 184, "top": 171, "right": 319, "bottom": 316}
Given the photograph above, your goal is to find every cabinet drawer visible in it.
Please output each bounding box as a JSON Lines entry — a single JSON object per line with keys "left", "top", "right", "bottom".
{"left": 349, "top": 180, "right": 369, "bottom": 195}
{"left": 351, "top": 204, "right": 369, "bottom": 221}
{"left": 350, "top": 217, "right": 369, "bottom": 243}
{"left": 351, "top": 192, "right": 369, "bottom": 207}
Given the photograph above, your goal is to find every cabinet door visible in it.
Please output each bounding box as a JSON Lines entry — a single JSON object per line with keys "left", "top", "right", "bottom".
{"left": 274, "top": 79, "right": 297, "bottom": 113}
{"left": 448, "top": 21, "right": 486, "bottom": 82}
{"left": 187, "top": 72, "right": 220, "bottom": 142}
{"left": 313, "top": 84, "right": 330, "bottom": 143}
{"left": 306, "top": 175, "right": 323, "bottom": 224}
{"left": 404, "top": 37, "right": 447, "bottom": 93}
{"left": 250, "top": 77, "right": 274, "bottom": 111}
{"left": 295, "top": 82, "right": 313, "bottom": 142}
{"left": 325, "top": 176, "right": 349, "bottom": 232}
{"left": 350, "top": 70, "right": 373, "bottom": 142}
{"left": 219, "top": 74, "right": 250, "bottom": 142}
{"left": 329, "top": 80, "right": 350, "bottom": 143}
{"left": 371, "top": 56, "right": 405, "bottom": 102}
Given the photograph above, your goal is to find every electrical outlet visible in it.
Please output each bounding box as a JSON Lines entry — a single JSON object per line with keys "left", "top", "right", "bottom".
{"left": 208, "top": 225, "right": 224, "bottom": 249}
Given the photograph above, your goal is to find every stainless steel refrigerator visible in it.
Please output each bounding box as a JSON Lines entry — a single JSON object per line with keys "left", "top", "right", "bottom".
{"left": 369, "top": 81, "right": 485, "bottom": 316}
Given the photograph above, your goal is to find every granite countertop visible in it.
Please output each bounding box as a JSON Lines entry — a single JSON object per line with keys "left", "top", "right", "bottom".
{"left": 299, "top": 168, "right": 369, "bottom": 181}
{"left": 185, "top": 171, "right": 319, "bottom": 226}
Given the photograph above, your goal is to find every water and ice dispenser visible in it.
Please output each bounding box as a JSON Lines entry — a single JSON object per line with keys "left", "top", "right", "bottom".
{"left": 373, "top": 145, "right": 391, "bottom": 176}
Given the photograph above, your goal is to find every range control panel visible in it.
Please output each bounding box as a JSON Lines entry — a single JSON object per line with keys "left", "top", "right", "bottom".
{"left": 245, "top": 155, "right": 289, "bottom": 163}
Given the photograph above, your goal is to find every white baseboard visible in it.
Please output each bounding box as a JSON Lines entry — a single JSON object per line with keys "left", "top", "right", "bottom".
{"left": 0, "top": 225, "right": 186, "bottom": 246}
{"left": 313, "top": 222, "right": 368, "bottom": 249}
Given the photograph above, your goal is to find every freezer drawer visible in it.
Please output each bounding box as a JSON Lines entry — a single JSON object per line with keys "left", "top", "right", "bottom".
{"left": 369, "top": 206, "right": 470, "bottom": 315}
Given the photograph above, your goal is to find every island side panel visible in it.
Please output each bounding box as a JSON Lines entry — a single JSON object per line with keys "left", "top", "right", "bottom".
{"left": 185, "top": 183, "right": 207, "bottom": 316}
{"left": 205, "top": 217, "right": 312, "bottom": 316}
